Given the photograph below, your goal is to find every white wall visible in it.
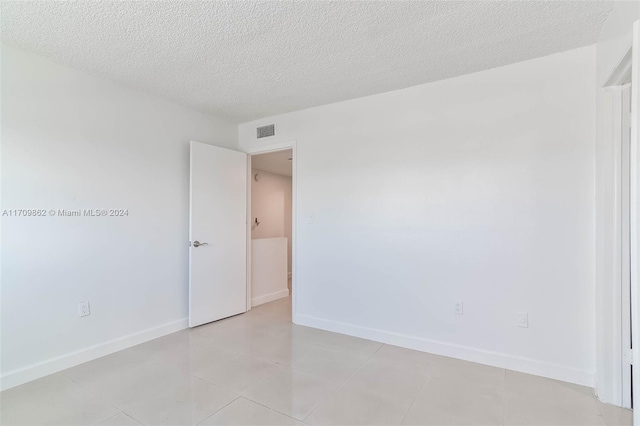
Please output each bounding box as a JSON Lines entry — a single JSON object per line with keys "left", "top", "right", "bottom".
{"left": 594, "top": 2, "right": 640, "bottom": 405}
{"left": 1, "top": 45, "right": 237, "bottom": 389}
{"left": 251, "top": 169, "right": 292, "bottom": 274}
{"left": 240, "top": 46, "right": 597, "bottom": 386}
{"left": 251, "top": 238, "right": 288, "bottom": 306}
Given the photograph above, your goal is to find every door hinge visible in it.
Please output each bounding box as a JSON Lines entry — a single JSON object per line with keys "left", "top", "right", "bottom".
{"left": 624, "top": 348, "right": 633, "bottom": 365}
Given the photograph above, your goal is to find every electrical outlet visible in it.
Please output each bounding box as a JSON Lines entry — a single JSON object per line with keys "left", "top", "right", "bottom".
{"left": 78, "top": 301, "right": 90, "bottom": 317}
{"left": 454, "top": 300, "right": 463, "bottom": 315}
{"left": 516, "top": 311, "right": 528, "bottom": 328}
{"left": 306, "top": 213, "right": 314, "bottom": 224}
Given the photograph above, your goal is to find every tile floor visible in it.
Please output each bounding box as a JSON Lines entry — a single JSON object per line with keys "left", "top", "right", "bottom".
{"left": 0, "top": 296, "right": 633, "bottom": 426}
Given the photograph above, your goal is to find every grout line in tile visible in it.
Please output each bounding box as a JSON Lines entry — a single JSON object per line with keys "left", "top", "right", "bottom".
{"left": 371, "top": 345, "right": 384, "bottom": 357}
{"left": 121, "top": 409, "right": 145, "bottom": 426}
{"left": 398, "top": 372, "right": 430, "bottom": 426}
{"left": 195, "top": 395, "right": 243, "bottom": 426}
{"left": 242, "top": 392, "right": 308, "bottom": 422}
{"left": 301, "top": 380, "right": 344, "bottom": 422}
{"left": 237, "top": 396, "right": 304, "bottom": 423}
{"left": 501, "top": 368, "right": 506, "bottom": 426}
{"left": 121, "top": 412, "right": 142, "bottom": 425}
{"left": 58, "top": 373, "right": 124, "bottom": 417}
{"left": 93, "top": 410, "right": 125, "bottom": 426}
{"left": 301, "top": 345, "right": 377, "bottom": 422}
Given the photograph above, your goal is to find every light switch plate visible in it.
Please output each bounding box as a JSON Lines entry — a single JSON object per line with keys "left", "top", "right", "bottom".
{"left": 516, "top": 311, "right": 528, "bottom": 328}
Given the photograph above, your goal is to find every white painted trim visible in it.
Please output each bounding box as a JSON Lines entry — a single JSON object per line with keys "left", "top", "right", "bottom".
{"left": 630, "top": 20, "right": 640, "bottom": 424}
{"left": 597, "top": 41, "right": 636, "bottom": 407}
{"left": 602, "top": 84, "right": 625, "bottom": 406}
{"left": 246, "top": 154, "right": 253, "bottom": 312}
{"left": 605, "top": 48, "right": 633, "bottom": 87}
{"left": 252, "top": 289, "right": 290, "bottom": 307}
{"left": 620, "top": 83, "right": 633, "bottom": 409}
{"left": 0, "top": 318, "right": 188, "bottom": 391}
{"left": 246, "top": 140, "right": 296, "bottom": 155}
{"left": 246, "top": 140, "right": 297, "bottom": 320}
{"left": 294, "top": 314, "right": 595, "bottom": 387}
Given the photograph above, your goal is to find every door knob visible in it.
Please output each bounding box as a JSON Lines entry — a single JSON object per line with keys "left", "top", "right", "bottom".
{"left": 192, "top": 240, "right": 208, "bottom": 248}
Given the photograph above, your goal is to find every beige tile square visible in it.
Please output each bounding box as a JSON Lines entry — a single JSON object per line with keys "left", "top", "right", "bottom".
{"left": 193, "top": 353, "right": 284, "bottom": 392}
{"left": 270, "top": 324, "right": 339, "bottom": 350}
{"left": 368, "top": 345, "right": 436, "bottom": 375}
{"left": 237, "top": 331, "right": 316, "bottom": 366}
{"left": 403, "top": 411, "right": 486, "bottom": 426}
{"left": 199, "top": 397, "right": 303, "bottom": 425}
{"left": 239, "top": 312, "right": 292, "bottom": 334}
{"left": 128, "top": 330, "right": 194, "bottom": 357}
{"left": 599, "top": 402, "right": 633, "bottom": 426}
{"left": 305, "top": 382, "right": 412, "bottom": 425}
{"left": 427, "top": 355, "right": 505, "bottom": 390}
{"left": 505, "top": 370, "right": 599, "bottom": 414}
{"left": 149, "top": 339, "right": 241, "bottom": 376}
{"left": 243, "top": 368, "right": 338, "bottom": 420}
{"left": 66, "top": 358, "right": 197, "bottom": 410}
{"left": 0, "top": 373, "right": 118, "bottom": 426}
{"left": 62, "top": 348, "right": 150, "bottom": 387}
{"left": 123, "top": 375, "right": 238, "bottom": 425}
{"left": 344, "top": 357, "right": 428, "bottom": 401}
{"left": 192, "top": 323, "right": 268, "bottom": 353}
{"left": 251, "top": 296, "right": 292, "bottom": 319}
{"left": 403, "top": 377, "right": 503, "bottom": 426}
{"left": 130, "top": 330, "right": 240, "bottom": 369}
{"left": 504, "top": 393, "right": 605, "bottom": 426}
{"left": 291, "top": 345, "right": 367, "bottom": 383}
{"left": 314, "top": 331, "right": 383, "bottom": 359}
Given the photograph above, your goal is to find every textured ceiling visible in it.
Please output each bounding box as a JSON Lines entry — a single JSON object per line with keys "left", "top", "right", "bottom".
{"left": 252, "top": 149, "right": 293, "bottom": 177}
{"left": 1, "top": 1, "right": 613, "bottom": 122}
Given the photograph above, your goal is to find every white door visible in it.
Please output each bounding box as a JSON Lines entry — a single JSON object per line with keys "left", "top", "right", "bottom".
{"left": 189, "top": 141, "right": 247, "bottom": 327}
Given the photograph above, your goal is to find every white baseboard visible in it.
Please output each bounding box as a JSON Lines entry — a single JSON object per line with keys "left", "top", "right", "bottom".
{"left": 1, "top": 318, "right": 188, "bottom": 391}
{"left": 293, "top": 314, "right": 595, "bottom": 387}
{"left": 252, "top": 289, "right": 290, "bottom": 307}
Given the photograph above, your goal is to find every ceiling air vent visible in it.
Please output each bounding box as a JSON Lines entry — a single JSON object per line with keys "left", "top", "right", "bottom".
{"left": 257, "top": 124, "right": 275, "bottom": 139}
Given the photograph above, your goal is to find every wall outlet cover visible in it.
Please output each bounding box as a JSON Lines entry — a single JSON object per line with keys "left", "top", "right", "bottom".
{"left": 454, "top": 300, "right": 463, "bottom": 315}
{"left": 78, "top": 301, "right": 91, "bottom": 317}
{"left": 516, "top": 311, "right": 528, "bottom": 328}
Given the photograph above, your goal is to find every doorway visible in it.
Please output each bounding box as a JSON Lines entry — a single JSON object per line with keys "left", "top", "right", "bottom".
{"left": 247, "top": 148, "right": 294, "bottom": 318}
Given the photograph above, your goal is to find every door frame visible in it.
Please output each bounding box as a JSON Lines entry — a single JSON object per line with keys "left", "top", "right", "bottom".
{"left": 631, "top": 20, "right": 640, "bottom": 419}
{"left": 244, "top": 140, "right": 297, "bottom": 319}
{"left": 600, "top": 47, "right": 634, "bottom": 407}
{"left": 622, "top": 83, "right": 633, "bottom": 409}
